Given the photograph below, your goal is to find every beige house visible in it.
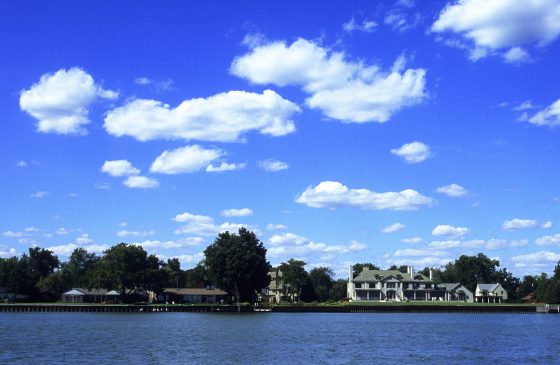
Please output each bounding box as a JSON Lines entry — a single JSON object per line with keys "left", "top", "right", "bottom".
{"left": 162, "top": 288, "right": 227, "bottom": 304}
{"left": 262, "top": 268, "right": 298, "bottom": 303}
{"left": 475, "top": 283, "right": 508, "bottom": 303}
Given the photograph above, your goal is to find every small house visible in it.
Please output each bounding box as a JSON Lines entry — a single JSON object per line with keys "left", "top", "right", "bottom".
{"left": 475, "top": 283, "right": 507, "bottom": 303}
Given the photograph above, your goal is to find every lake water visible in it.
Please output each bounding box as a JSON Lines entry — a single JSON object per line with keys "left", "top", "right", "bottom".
{"left": 0, "top": 312, "right": 559, "bottom": 364}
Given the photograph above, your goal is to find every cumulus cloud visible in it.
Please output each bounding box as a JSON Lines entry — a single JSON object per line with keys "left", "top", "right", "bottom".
{"left": 503, "top": 47, "right": 531, "bottom": 63}
{"left": 231, "top": 38, "right": 426, "bottom": 123}
{"left": 174, "top": 212, "right": 214, "bottom": 224}
{"left": 402, "top": 237, "right": 423, "bottom": 244}
{"left": 381, "top": 223, "right": 405, "bottom": 234}
{"left": 221, "top": 208, "right": 253, "bottom": 217}
{"left": 206, "top": 162, "right": 246, "bottom": 173}
{"left": 20, "top": 67, "right": 117, "bottom": 135}
{"left": 133, "top": 237, "right": 204, "bottom": 249}
{"left": 47, "top": 243, "right": 108, "bottom": 256}
{"left": 123, "top": 176, "right": 159, "bottom": 189}
{"left": 104, "top": 90, "right": 300, "bottom": 142}
{"left": 172, "top": 211, "right": 255, "bottom": 237}
{"left": 437, "top": 183, "right": 468, "bottom": 197}
{"left": 16, "top": 160, "right": 27, "bottom": 168}
{"left": 150, "top": 145, "right": 222, "bottom": 174}
{"left": 432, "top": 224, "right": 469, "bottom": 237}
{"left": 296, "top": 181, "right": 433, "bottom": 211}
{"left": 116, "top": 230, "right": 155, "bottom": 238}
{"left": 258, "top": 159, "right": 289, "bottom": 172}
{"left": 0, "top": 245, "right": 18, "bottom": 258}
{"left": 535, "top": 233, "right": 560, "bottom": 246}
{"left": 390, "top": 141, "right": 431, "bottom": 163}
{"left": 394, "top": 248, "right": 448, "bottom": 257}
{"left": 542, "top": 221, "right": 553, "bottom": 229}
{"left": 343, "top": 16, "right": 377, "bottom": 33}
{"left": 267, "top": 232, "right": 367, "bottom": 257}
{"left": 512, "top": 251, "right": 560, "bottom": 267}
{"left": 100, "top": 160, "right": 140, "bottom": 177}
{"left": 432, "top": 0, "right": 560, "bottom": 61}
{"left": 501, "top": 218, "right": 538, "bottom": 231}
{"left": 267, "top": 223, "right": 287, "bottom": 231}
{"left": 429, "top": 238, "right": 527, "bottom": 250}
{"left": 520, "top": 99, "right": 560, "bottom": 127}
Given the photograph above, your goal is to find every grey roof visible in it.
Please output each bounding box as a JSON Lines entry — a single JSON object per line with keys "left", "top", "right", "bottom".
{"left": 105, "top": 290, "right": 120, "bottom": 296}
{"left": 437, "top": 283, "right": 473, "bottom": 294}
{"left": 164, "top": 288, "right": 228, "bottom": 296}
{"left": 477, "top": 283, "right": 499, "bottom": 292}
{"left": 63, "top": 289, "right": 85, "bottom": 296}
{"left": 353, "top": 268, "right": 432, "bottom": 283}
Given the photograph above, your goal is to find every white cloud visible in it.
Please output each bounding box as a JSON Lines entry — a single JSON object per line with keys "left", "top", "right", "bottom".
{"left": 174, "top": 221, "right": 251, "bottom": 237}
{"left": 150, "top": 145, "right": 222, "bottom": 174}
{"left": 402, "top": 237, "right": 423, "bottom": 244}
{"left": 267, "top": 232, "right": 367, "bottom": 257}
{"left": 381, "top": 223, "right": 405, "bottom": 234}
{"left": 76, "top": 233, "right": 94, "bottom": 245}
{"left": 384, "top": 10, "right": 420, "bottom": 32}
{"left": 437, "top": 183, "right": 468, "bottom": 197}
{"left": 432, "top": 224, "right": 469, "bottom": 237}
{"left": 391, "top": 141, "right": 431, "bottom": 163}
{"left": 221, "top": 208, "right": 253, "bottom": 217}
{"left": 104, "top": 90, "right": 300, "bottom": 142}
{"left": 20, "top": 67, "right": 117, "bottom": 135}
{"left": 501, "top": 218, "right": 538, "bottom": 231}
{"left": 542, "top": 221, "right": 553, "bottom": 229}
{"left": 429, "top": 238, "right": 527, "bottom": 250}
{"left": 394, "top": 248, "right": 448, "bottom": 257}
{"left": 512, "top": 251, "right": 560, "bottom": 265}
{"left": 269, "top": 233, "right": 309, "bottom": 246}
{"left": 135, "top": 77, "right": 175, "bottom": 91}
{"left": 535, "top": 233, "right": 560, "bottom": 246}
{"left": 385, "top": 256, "right": 452, "bottom": 268}
{"left": 133, "top": 237, "right": 204, "bottom": 249}
{"left": 0, "top": 245, "right": 18, "bottom": 258}
{"left": 30, "top": 191, "right": 48, "bottom": 198}
{"left": 503, "top": 47, "right": 531, "bottom": 63}
{"left": 117, "top": 230, "right": 155, "bottom": 238}
{"left": 432, "top": 0, "right": 560, "bottom": 61}
{"left": 47, "top": 243, "right": 108, "bottom": 256}
{"left": 123, "top": 176, "right": 159, "bottom": 189}
{"left": 56, "top": 228, "right": 72, "bottom": 235}
{"left": 343, "top": 16, "right": 377, "bottom": 33}
{"left": 16, "top": 160, "right": 27, "bottom": 167}
{"left": 267, "top": 223, "right": 287, "bottom": 231}
{"left": 296, "top": 181, "right": 433, "bottom": 211}
{"left": 231, "top": 38, "right": 426, "bottom": 123}
{"left": 514, "top": 100, "right": 536, "bottom": 111}
{"left": 258, "top": 159, "right": 289, "bottom": 172}
{"left": 206, "top": 162, "right": 246, "bottom": 173}
{"left": 521, "top": 99, "right": 560, "bottom": 127}
{"left": 174, "top": 212, "right": 213, "bottom": 224}
{"left": 100, "top": 160, "right": 140, "bottom": 177}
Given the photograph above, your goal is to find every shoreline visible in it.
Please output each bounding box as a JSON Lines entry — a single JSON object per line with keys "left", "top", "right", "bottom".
{"left": 1, "top": 303, "right": 558, "bottom": 314}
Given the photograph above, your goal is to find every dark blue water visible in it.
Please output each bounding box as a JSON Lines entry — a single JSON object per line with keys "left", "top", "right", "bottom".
{"left": 0, "top": 312, "right": 558, "bottom": 364}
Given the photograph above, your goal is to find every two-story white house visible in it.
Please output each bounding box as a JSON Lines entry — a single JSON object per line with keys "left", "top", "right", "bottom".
{"left": 348, "top": 266, "right": 437, "bottom": 302}
{"left": 475, "top": 283, "right": 508, "bottom": 303}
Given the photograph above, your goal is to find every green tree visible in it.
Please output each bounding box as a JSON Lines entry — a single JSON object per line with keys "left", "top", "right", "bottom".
{"left": 329, "top": 278, "right": 349, "bottom": 301}
{"left": 184, "top": 263, "right": 207, "bottom": 288}
{"left": 278, "top": 259, "right": 308, "bottom": 302}
{"left": 64, "top": 247, "right": 99, "bottom": 288}
{"left": 204, "top": 228, "right": 271, "bottom": 303}
{"left": 352, "top": 263, "right": 379, "bottom": 278}
{"left": 308, "top": 267, "right": 334, "bottom": 302}
{"left": 440, "top": 253, "right": 501, "bottom": 293}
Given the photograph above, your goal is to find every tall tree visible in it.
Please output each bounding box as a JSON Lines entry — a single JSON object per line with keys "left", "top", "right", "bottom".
{"left": 308, "top": 267, "right": 334, "bottom": 302}
{"left": 204, "top": 228, "right": 271, "bottom": 303}
{"left": 64, "top": 247, "right": 99, "bottom": 288}
{"left": 352, "top": 263, "right": 380, "bottom": 278}
{"left": 278, "top": 259, "right": 308, "bottom": 302}
{"left": 330, "top": 278, "right": 349, "bottom": 301}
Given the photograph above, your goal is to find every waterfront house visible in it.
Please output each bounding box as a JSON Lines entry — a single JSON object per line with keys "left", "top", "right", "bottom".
{"left": 348, "top": 266, "right": 437, "bottom": 302}
{"left": 263, "top": 268, "right": 299, "bottom": 303}
{"left": 61, "top": 288, "right": 120, "bottom": 303}
{"left": 435, "top": 283, "right": 473, "bottom": 302}
{"left": 161, "top": 287, "right": 227, "bottom": 304}
{"left": 475, "top": 283, "right": 508, "bottom": 303}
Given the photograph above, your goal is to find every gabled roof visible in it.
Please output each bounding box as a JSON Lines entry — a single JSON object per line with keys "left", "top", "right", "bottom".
{"left": 477, "top": 283, "right": 500, "bottom": 292}
{"left": 353, "top": 268, "right": 432, "bottom": 283}
{"left": 63, "top": 289, "right": 85, "bottom": 295}
{"left": 164, "top": 288, "right": 228, "bottom": 296}
{"left": 437, "top": 283, "right": 473, "bottom": 294}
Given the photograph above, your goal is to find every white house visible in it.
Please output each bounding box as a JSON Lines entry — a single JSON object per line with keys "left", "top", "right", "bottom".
{"left": 475, "top": 283, "right": 508, "bottom": 303}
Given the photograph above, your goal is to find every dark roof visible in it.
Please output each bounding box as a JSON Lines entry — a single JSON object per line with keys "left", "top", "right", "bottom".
{"left": 164, "top": 288, "right": 228, "bottom": 296}
{"left": 477, "top": 283, "right": 499, "bottom": 292}
{"left": 353, "top": 268, "right": 432, "bottom": 283}
{"left": 66, "top": 288, "right": 116, "bottom": 295}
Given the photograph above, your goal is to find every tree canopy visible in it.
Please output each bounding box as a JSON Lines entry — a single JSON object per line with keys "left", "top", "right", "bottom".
{"left": 203, "top": 228, "right": 271, "bottom": 303}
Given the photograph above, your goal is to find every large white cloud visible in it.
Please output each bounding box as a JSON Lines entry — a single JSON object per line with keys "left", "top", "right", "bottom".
{"left": 221, "top": 208, "right": 253, "bottom": 217}
{"left": 150, "top": 145, "right": 222, "bottom": 174}
{"left": 535, "top": 233, "right": 560, "bottom": 246}
{"left": 267, "top": 232, "right": 367, "bottom": 257}
{"left": 432, "top": 0, "right": 560, "bottom": 61}
{"left": 231, "top": 38, "right": 426, "bottom": 123}
{"left": 390, "top": 141, "right": 431, "bottom": 163}
{"left": 296, "top": 181, "right": 433, "bottom": 211}
{"left": 432, "top": 224, "right": 470, "bottom": 237}
{"left": 123, "top": 176, "right": 159, "bottom": 189}
{"left": 20, "top": 67, "right": 117, "bottom": 135}
{"left": 104, "top": 90, "right": 300, "bottom": 142}
{"left": 101, "top": 160, "right": 140, "bottom": 177}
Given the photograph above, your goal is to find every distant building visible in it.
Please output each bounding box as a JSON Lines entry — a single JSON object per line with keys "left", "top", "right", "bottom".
{"left": 475, "top": 283, "right": 508, "bottom": 303}
{"left": 161, "top": 287, "right": 227, "bottom": 304}
{"left": 348, "top": 266, "right": 436, "bottom": 302}
{"left": 263, "top": 268, "right": 298, "bottom": 303}
{"left": 61, "top": 288, "right": 120, "bottom": 303}
{"left": 436, "top": 283, "right": 474, "bottom": 302}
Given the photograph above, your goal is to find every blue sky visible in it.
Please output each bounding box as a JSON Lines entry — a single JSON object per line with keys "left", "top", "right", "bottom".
{"left": 1, "top": 0, "right": 559, "bottom": 277}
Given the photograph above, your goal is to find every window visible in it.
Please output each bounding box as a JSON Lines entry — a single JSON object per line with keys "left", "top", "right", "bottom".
{"left": 425, "top": 284, "right": 432, "bottom": 289}
{"left": 403, "top": 283, "right": 409, "bottom": 289}
{"left": 355, "top": 283, "right": 362, "bottom": 289}
{"left": 386, "top": 283, "right": 396, "bottom": 289}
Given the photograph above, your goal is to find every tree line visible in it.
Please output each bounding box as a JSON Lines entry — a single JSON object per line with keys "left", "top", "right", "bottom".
{"left": 1, "top": 228, "right": 559, "bottom": 304}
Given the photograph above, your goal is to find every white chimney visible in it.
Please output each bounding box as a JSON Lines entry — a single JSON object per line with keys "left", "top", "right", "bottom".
{"left": 348, "top": 264, "right": 353, "bottom": 281}
{"left": 429, "top": 268, "right": 433, "bottom": 280}
{"left": 410, "top": 266, "right": 414, "bottom": 278}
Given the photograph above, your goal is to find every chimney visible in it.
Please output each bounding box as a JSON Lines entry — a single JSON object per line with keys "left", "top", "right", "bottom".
{"left": 429, "top": 268, "right": 433, "bottom": 280}
{"left": 348, "top": 264, "right": 353, "bottom": 281}
{"left": 410, "top": 266, "right": 414, "bottom": 278}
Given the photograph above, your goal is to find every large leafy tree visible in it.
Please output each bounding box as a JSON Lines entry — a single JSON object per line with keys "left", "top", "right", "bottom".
{"left": 278, "top": 259, "right": 308, "bottom": 302}
{"left": 308, "top": 267, "right": 334, "bottom": 302}
{"left": 204, "top": 228, "right": 271, "bottom": 303}
{"left": 64, "top": 247, "right": 99, "bottom": 288}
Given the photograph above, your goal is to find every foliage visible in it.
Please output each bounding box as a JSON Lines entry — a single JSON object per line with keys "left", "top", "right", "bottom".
{"left": 308, "top": 267, "right": 334, "bottom": 302}
{"left": 203, "top": 228, "right": 271, "bottom": 303}
{"left": 278, "top": 259, "right": 308, "bottom": 302}
{"left": 352, "top": 263, "right": 379, "bottom": 278}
